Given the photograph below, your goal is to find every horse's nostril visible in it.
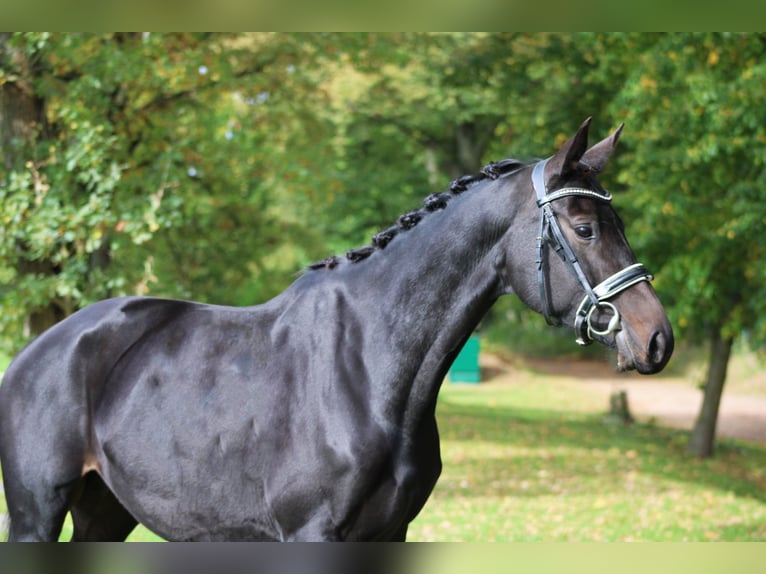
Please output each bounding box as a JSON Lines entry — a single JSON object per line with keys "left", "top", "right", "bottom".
{"left": 647, "top": 330, "right": 666, "bottom": 365}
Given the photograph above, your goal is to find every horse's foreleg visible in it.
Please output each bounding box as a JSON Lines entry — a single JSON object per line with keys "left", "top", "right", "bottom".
{"left": 390, "top": 523, "right": 408, "bottom": 541}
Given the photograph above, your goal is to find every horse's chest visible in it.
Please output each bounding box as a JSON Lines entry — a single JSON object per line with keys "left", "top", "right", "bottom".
{"left": 342, "top": 426, "right": 442, "bottom": 538}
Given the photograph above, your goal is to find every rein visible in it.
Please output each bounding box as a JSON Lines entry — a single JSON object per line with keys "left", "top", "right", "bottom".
{"left": 531, "top": 159, "right": 654, "bottom": 345}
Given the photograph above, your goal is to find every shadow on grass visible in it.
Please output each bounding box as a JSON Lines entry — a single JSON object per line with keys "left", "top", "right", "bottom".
{"left": 435, "top": 398, "right": 766, "bottom": 504}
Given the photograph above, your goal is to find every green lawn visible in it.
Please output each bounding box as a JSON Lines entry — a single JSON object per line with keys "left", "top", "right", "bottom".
{"left": 408, "top": 379, "right": 766, "bottom": 541}
{"left": 1, "top": 359, "right": 764, "bottom": 542}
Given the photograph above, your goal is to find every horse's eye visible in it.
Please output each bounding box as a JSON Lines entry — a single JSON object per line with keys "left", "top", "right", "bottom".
{"left": 575, "top": 225, "right": 594, "bottom": 239}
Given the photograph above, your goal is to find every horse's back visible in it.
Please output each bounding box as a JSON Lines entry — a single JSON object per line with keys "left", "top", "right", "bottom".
{"left": 0, "top": 296, "right": 196, "bottom": 406}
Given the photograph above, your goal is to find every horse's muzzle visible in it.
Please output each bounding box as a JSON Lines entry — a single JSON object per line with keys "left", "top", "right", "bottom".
{"left": 616, "top": 324, "right": 674, "bottom": 375}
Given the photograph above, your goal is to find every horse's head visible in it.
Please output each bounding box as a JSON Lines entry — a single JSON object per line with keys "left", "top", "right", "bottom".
{"left": 504, "top": 118, "right": 673, "bottom": 374}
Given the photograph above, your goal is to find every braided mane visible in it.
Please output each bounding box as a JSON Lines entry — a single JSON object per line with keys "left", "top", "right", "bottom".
{"left": 308, "top": 158, "right": 529, "bottom": 270}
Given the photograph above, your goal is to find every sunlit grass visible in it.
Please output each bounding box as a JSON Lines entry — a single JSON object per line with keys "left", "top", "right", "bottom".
{"left": 407, "top": 381, "right": 766, "bottom": 541}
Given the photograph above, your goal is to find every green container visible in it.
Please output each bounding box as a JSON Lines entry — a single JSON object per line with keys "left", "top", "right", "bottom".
{"left": 448, "top": 336, "right": 481, "bottom": 384}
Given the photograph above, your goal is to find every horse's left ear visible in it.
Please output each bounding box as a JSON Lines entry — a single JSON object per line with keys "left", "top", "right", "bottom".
{"left": 545, "top": 117, "right": 592, "bottom": 183}
{"left": 581, "top": 123, "right": 624, "bottom": 174}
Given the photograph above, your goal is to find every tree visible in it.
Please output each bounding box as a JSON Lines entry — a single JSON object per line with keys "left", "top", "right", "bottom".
{"left": 317, "top": 33, "right": 653, "bottom": 252}
{"left": 0, "top": 33, "right": 66, "bottom": 334}
{"left": 2, "top": 33, "right": 658, "bottom": 355}
{"left": 0, "top": 33, "right": 337, "bottom": 353}
{"left": 611, "top": 32, "right": 766, "bottom": 457}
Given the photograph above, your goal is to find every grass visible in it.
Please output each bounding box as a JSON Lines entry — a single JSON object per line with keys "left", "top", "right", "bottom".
{"left": 1, "top": 355, "right": 764, "bottom": 542}
{"left": 408, "top": 377, "right": 766, "bottom": 541}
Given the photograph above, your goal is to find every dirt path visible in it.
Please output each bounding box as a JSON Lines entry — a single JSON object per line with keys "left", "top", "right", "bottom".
{"left": 482, "top": 354, "right": 766, "bottom": 444}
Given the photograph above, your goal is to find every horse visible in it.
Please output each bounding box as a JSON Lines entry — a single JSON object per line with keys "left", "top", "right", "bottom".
{"left": 0, "top": 118, "right": 673, "bottom": 541}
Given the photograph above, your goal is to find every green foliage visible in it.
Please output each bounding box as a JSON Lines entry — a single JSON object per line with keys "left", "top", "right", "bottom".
{"left": 3, "top": 32, "right": 766, "bottom": 361}
{"left": 611, "top": 33, "right": 766, "bottom": 345}
{"left": 0, "top": 33, "right": 337, "bottom": 352}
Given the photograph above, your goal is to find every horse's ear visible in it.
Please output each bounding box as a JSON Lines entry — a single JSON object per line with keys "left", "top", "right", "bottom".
{"left": 581, "top": 123, "right": 624, "bottom": 173}
{"left": 545, "top": 117, "right": 592, "bottom": 183}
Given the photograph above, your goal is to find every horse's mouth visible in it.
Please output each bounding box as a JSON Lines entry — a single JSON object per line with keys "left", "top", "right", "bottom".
{"left": 616, "top": 348, "right": 637, "bottom": 373}
{"left": 613, "top": 331, "right": 634, "bottom": 372}
{"left": 588, "top": 328, "right": 636, "bottom": 373}
{"left": 615, "top": 329, "right": 672, "bottom": 375}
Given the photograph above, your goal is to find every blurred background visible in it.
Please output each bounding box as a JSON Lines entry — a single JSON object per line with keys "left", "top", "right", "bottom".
{"left": 1, "top": 33, "right": 765, "bottom": 541}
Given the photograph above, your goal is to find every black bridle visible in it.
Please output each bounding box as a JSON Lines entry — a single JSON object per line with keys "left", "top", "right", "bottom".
{"left": 532, "top": 159, "right": 654, "bottom": 346}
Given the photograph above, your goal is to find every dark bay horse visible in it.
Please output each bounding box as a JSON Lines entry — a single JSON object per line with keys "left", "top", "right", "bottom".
{"left": 0, "top": 118, "right": 673, "bottom": 541}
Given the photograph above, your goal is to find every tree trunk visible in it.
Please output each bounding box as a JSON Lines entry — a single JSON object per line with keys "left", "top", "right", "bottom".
{"left": 688, "top": 329, "right": 735, "bottom": 458}
{"left": 1, "top": 35, "right": 63, "bottom": 336}
{"left": 455, "top": 122, "right": 483, "bottom": 174}
{"left": 604, "top": 390, "right": 634, "bottom": 426}
{"left": 0, "top": 34, "right": 47, "bottom": 171}
{"left": 452, "top": 119, "right": 500, "bottom": 176}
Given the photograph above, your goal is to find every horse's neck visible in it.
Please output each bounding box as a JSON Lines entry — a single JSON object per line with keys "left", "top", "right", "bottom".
{"left": 342, "top": 178, "right": 524, "bottom": 426}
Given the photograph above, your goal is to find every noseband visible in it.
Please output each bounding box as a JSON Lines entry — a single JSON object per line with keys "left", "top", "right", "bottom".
{"left": 532, "top": 159, "right": 654, "bottom": 345}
